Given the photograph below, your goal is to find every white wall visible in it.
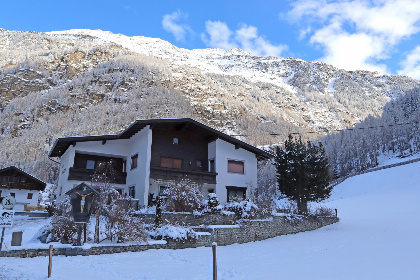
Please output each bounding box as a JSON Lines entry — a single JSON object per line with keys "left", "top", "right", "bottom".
{"left": 0, "top": 188, "right": 40, "bottom": 211}
{"left": 57, "top": 139, "right": 130, "bottom": 197}
{"left": 211, "top": 139, "right": 258, "bottom": 205}
{"left": 57, "top": 126, "right": 153, "bottom": 206}
{"left": 125, "top": 126, "right": 152, "bottom": 206}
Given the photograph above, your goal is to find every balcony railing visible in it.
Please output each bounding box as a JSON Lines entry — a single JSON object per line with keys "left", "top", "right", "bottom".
{"left": 68, "top": 168, "right": 127, "bottom": 184}
{"left": 150, "top": 166, "right": 217, "bottom": 184}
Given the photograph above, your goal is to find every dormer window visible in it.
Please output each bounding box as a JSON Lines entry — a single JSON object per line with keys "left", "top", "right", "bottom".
{"left": 173, "top": 138, "right": 179, "bottom": 145}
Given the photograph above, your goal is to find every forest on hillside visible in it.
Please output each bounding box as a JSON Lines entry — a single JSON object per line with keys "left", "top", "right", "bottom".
{"left": 322, "top": 87, "right": 420, "bottom": 178}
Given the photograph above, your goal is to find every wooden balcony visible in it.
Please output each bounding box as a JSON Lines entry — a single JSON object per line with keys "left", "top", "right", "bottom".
{"left": 68, "top": 168, "right": 127, "bottom": 184}
{"left": 150, "top": 166, "right": 217, "bottom": 184}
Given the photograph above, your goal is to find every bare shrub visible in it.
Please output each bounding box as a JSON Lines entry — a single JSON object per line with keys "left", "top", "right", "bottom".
{"left": 102, "top": 196, "right": 148, "bottom": 243}
{"left": 247, "top": 159, "right": 278, "bottom": 217}
{"left": 50, "top": 196, "right": 77, "bottom": 244}
{"left": 309, "top": 205, "right": 336, "bottom": 217}
{"left": 163, "top": 179, "right": 204, "bottom": 212}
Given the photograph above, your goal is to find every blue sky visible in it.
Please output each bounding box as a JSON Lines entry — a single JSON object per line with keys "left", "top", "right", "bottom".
{"left": 2, "top": 0, "right": 420, "bottom": 79}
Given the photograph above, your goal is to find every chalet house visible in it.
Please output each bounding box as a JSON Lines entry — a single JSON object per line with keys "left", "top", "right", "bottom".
{"left": 0, "top": 166, "right": 47, "bottom": 211}
{"left": 49, "top": 118, "right": 271, "bottom": 207}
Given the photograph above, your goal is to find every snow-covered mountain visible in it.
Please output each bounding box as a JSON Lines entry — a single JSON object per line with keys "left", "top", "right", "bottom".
{"left": 0, "top": 28, "right": 419, "bottom": 181}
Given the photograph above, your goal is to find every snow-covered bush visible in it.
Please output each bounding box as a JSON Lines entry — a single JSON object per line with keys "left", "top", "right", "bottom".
{"left": 276, "top": 199, "right": 298, "bottom": 215}
{"left": 153, "top": 224, "right": 198, "bottom": 243}
{"left": 163, "top": 179, "right": 204, "bottom": 212}
{"left": 50, "top": 196, "right": 77, "bottom": 244}
{"left": 225, "top": 199, "right": 258, "bottom": 218}
{"left": 201, "top": 193, "right": 223, "bottom": 214}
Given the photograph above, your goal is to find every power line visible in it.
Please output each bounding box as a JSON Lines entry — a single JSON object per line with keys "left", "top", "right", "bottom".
{"left": 228, "top": 120, "right": 420, "bottom": 137}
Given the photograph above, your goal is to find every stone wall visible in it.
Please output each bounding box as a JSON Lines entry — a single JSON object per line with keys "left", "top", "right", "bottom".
{"left": 0, "top": 215, "right": 338, "bottom": 258}
{"left": 138, "top": 212, "right": 238, "bottom": 226}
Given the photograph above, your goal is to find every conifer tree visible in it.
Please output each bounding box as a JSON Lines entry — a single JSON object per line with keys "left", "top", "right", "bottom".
{"left": 275, "top": 134, "right": 331, "bottom": 214}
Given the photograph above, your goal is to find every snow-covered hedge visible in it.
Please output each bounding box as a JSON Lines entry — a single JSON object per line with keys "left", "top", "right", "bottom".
{"left": 225, "top": 199, "right": 258, "bottom": 218}
{"left": 152, "top": 225, "right": 198, "bottom": 243}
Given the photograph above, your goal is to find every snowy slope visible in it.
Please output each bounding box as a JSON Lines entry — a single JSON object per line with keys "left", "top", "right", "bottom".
{"left": 1, "top": 162, "right": 420, "bottom": 279}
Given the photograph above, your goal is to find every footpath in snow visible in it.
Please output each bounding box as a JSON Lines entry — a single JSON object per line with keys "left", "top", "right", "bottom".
{"left": 1, "top": 161, "right": 419, "bottom": 279}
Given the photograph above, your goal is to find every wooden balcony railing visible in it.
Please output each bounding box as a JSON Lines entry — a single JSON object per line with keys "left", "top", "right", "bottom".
{"left": 150, "top": 166, "right": 217, "bottom": 184}
{"left": 68, "top": 168, "right": 127, "bottom": 184}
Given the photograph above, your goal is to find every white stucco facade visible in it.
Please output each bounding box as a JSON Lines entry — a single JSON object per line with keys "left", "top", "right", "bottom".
{"left": 55, "top": 120, "right": 265, "bottom": 207}
{"left": 209, "top": 139, "right": 258, "bottom": 205}
{"left": 0, "top": 188, "right": 40, "bottom": 211}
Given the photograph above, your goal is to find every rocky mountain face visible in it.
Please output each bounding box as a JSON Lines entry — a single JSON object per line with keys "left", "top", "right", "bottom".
{"left": 0, "top": 28, "right": 419, "bottom": 182}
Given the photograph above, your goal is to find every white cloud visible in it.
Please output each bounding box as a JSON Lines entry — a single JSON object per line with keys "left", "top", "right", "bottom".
{"left": 287, "top": 0, "right": 420, "bottom": 73}
{"left": 202, "top": 21, "right": 287, "bottom": 57}
{"left": 162, "top": 10, "right": 192, "bottom": 42}
{"left": 398, "top": 46, "right": 420, "bottom": 80}
{"left": 202, "top": 21, "right": 237, "bottom": 50}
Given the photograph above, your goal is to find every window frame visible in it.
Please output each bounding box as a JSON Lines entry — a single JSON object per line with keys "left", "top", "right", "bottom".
{"left": 159, "top": 186, "right": 170, "bottom": 196}
{"left": 160, "top": 157, "right": 182, "bottom": 169}
{"left": 27, "top": 193, "right": 33, "bottom": 199}
{"left": 86, "top": 159, "right": 95, "bottom": 170}
{"left": 227, "top": 159, "right": 245, "bottom": 174}
{"left": 209, "top": 158, "right": 215, "bottom": 172}
{"left": 128, "top": 186, "right": 136, "bottom": 198}
{"left": 226, "top": 186, "right": 247, "bottom": 202}
{"left": 131, "top": 154, "right": 138, "bottom": 170}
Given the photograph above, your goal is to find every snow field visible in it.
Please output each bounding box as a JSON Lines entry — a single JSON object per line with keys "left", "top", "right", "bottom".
{"left": 1, "top": 161, "right": 420, "bottom": 279}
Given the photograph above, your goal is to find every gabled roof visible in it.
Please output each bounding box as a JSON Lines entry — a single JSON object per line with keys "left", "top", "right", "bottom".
{"left": 0, "top": 166, "right": 47, "bottom": 191}
{"left": 49, "top": 118, "right": 273, "bottom": 159}
{"left": 65, "top": 182, "right": 99, "bottom": 196}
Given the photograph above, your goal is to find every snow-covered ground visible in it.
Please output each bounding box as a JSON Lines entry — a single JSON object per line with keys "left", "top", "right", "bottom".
{"left": 1, "top": 161, "right": 420, "bottom": 279}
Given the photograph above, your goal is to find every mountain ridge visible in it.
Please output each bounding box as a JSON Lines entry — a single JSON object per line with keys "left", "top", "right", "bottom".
{"left": 0, "top": 28, "right": 419, "bottom": 181}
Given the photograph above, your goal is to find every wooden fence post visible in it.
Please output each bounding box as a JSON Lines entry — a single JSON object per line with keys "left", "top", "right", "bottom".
{"left": 48, "top": 245, "right": 53, "bottom": 278}
{"left": 212, "top": 242, "right": 217, "bottom": 280}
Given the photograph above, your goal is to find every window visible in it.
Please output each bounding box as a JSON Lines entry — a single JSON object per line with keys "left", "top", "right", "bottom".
{"left": 13, "top": 177, "right": 19, "bottom": 183}
{"left": 21, "top": 177, "right": 26, "bottom": 183}
{"left": 128, "top": 186, "right": 135, "bottom": 198}
{"left": 123, "top": 160, "right": 126, "bottom": 172}
{"left": 209, "top": 159, "right": 215, "bottom": 172}
{"left": 131, "top": 154, "right": 138, "bottom": 170}
{"left": 161, "top": 157, "right": 182, "bottom": 169}
{"left": 159, "top": 186, "right": 169, "bottom": 196}
{"left": 10, "top": 193, "right": 15, "bottom": 198}
{"left": 226, "top": 186, "right": 246, "bottom": 202}
{"left": 0, "top": 190, "right": 2, "bottom": 197}
{"left": 27, "top": 193, "right": 33, "bottom": 199}
{"left": 197, "top": 160, "right": 203, "bottom": 168}
{"left": 86, "top": 160, "right": 95, "bottom": 170}
{"left": 208, "top": 188, "right": 214, "bottom": 194}
{"left": 173, "top": 138, "right": 179, "bottom": 145}
{"left": 228, "top": 160, "right": 244, "bottom": 174}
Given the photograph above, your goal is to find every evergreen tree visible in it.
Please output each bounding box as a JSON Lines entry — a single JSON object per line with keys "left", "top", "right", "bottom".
{"left": 275, "top": 135, "right": 331, "bottom": 214}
